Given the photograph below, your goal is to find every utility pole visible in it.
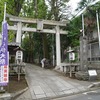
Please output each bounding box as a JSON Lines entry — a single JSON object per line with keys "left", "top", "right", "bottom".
{"left": 52, "top": 34, "right": 55, "bottom": 66}
{"left": 96, "top": 10, "right": 100, "bottom": 50}
{"left": 82, "top": 13, "right": 85, "bottom": 37}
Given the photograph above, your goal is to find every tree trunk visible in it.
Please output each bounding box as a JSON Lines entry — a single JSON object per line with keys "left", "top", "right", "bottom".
{"left": 14, "top": 0, "right": 24, "bottom": 16}
{"left": 41, "top": 33, "right": 49, "bottom": 59}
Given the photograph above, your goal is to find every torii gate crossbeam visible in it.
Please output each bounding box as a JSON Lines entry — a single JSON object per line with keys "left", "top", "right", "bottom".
{"left": 6, "top": 14, "right": 68, "bottom": 69}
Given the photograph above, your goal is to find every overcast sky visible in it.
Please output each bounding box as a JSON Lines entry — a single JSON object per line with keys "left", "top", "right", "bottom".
{"left": 68, "top": 0, "right": 100, "bottom": 11}
{"left": 68, "top": 0, "right": 81, "bottom": 11}
{"left": 66, "top": 0, "right": 81, "bottom": 17}
{"left": 68, "top": 0, "right": 100, "bottom": 15}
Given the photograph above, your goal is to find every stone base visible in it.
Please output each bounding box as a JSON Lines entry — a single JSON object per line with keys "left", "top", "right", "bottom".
{"left": 75, "top": 71, "right": 89, "bottom": 81}
{"left": 0, "top": 87, "right": 5, "bottom": 93}
{"left": 89, "top": 76, "right": 97, "bottom": 81}
{"left": 0, "top": 93, "right": 11, "bottom": 100}
{"left": 55, "top": 66, "right": 60, "bottom": 70}
{"left": 0, "top": 89, "right": 5, "bottom": 93}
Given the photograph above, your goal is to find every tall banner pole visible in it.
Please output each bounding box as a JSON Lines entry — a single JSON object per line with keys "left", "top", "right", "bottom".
{"left": 3, "top": 2, "right": 6, "bottom": 22}
{"left": 0, "top": 3, "right": 9, "bottom": 91}
{"left": 96, "top": 10, "right": 100, "bottom": 50}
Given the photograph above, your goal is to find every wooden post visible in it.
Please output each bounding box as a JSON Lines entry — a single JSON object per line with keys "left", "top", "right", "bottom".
{"left": 69, "top": 61, "right": 72, "bottom": 77}
{"left": 18, "top": 65, "right": 21, "bottom": 81}
{"left": 55, "top": 26, "right": 61, "bottom": 68}
{"left": 16, "top": 22, "right": 22, "bottom": 46}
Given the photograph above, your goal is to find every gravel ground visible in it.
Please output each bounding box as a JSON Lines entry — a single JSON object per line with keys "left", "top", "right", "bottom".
{"left": 4, "top": 75, "right": 28, "bottom": 93}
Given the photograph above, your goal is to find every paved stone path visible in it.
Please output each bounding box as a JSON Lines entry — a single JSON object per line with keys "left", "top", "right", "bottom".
{"left": 24, "top": 64, "right": 92, "bottom": 100}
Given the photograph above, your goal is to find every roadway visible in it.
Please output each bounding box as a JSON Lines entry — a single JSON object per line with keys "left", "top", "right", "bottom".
{"left": 53, "top": 88, "right": 100, "bottom": 100}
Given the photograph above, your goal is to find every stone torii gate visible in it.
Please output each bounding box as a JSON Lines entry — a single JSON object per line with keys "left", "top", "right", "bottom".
{"left": 6, "top": 14, "right": 68, "bottom": 69}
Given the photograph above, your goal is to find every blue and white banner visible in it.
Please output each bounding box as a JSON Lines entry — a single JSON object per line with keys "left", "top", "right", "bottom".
{"left": 0, "top": 21, "right": 9, "bottom": 86}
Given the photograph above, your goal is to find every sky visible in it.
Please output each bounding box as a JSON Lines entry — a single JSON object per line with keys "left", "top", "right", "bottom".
{"left": 68, "top": 0, "right": 81, "bottom": 12}
{"left": 67, "top": 0, "right": 100, "bottom": 17}
{"left": 66, "top": 0, "right": 82, "bottom": 19}
{"left": 45, "top": 0, "right": 100, "bottom": 19}
{"left": 68, "top": 0, "right": 100, "bottom": 12}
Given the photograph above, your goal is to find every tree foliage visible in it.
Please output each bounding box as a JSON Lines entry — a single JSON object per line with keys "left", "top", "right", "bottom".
{"left": 21, "top": 0, "right": 70, "bottom": 63}
{"left": 2, "top": 0, "right": 99, "bottom": 64}
{"left": 0, "top": 0, "right": 24, "bottom": 42}
{"left": 47, "top": 0, "right": 69, "bottom": 20}
{"left": 21, "top": 0, "right": 49, "bottom": 62}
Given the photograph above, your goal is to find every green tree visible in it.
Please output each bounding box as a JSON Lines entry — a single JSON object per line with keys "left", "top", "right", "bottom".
{"left": 0, "top": 0, "right": 25, "bottom": 42}
{"left": 47, "top": 0, "right": 69, "bottom": 20}
{"left": 76, "top": 0, "right": 97, "bottom": 11}
{"left": 21, "top": 0, "right": 49, "bottom": 63}
{"left": 46, "top": 0, "right": 69, "bottom": 62}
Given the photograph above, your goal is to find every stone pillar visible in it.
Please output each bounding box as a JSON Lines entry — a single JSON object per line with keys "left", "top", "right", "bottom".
{"left": 55, "top": 26, "right": 61, "bottom": 69}
{"left": 80, "top": 35, "right": 88, "bottom": 71}
{"left": 16, "top": 22, "right": 22, "bottom": 46}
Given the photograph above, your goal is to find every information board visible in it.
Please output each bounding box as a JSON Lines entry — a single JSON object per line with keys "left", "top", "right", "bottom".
{"left": 88, "top": 70, "right": 97, "bottom": 76}
{"left": 0, "top": 66, "right": 9, "bottom": 85}
{"left": 16, "top": 50, "right": 23, "bottom": 61}
{"left": 69, "top": 52, "right": 75, "bottom": 60}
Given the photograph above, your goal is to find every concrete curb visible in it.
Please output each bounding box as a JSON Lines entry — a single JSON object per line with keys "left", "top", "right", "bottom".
{"left": 88, "top": 82, "right": 100, "bottom": 88}
{"left": 0, "top": 93, "right": 11, "bottom": 100}
{"left": 11, "top": 87, "right": 28, "bottom": 99}
{"left": 52, "top": 85, "right": 100, "bottom": 100}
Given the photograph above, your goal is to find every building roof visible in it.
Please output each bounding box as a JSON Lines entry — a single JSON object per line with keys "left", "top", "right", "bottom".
{"left": 8, "top": 42, "right": 20, "bottom": 46}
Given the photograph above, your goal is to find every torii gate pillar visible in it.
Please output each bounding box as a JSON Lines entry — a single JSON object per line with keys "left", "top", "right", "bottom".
{"left": 16, "top": 22, "right": 22, "bottom": 46}
{"left": 55, "top": 26, "right": 61, "bottom": 69}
